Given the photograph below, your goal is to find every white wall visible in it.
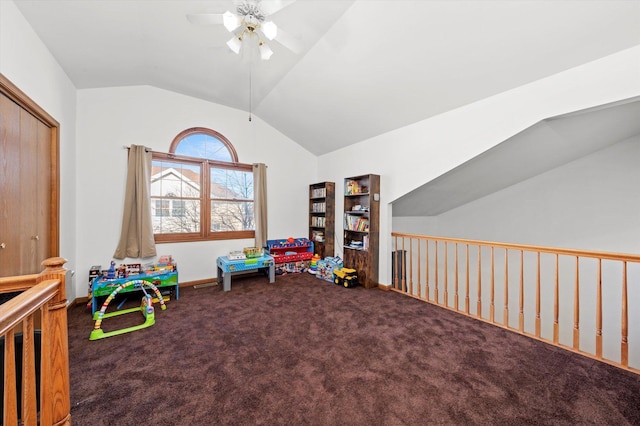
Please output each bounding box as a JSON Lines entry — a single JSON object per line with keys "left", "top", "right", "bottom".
{"left": 318, "top": 45, "right": 640, "bottom": 285}
{"left": 395, "top": 136, "right": 640, "bottom": 253}
{"left": 0, "top": 0, "right": 78, "bottom": 299}
{"left": 392, "top": 138, "right": 640, "bottom": 367}
{"left": 75, "top": 85, "right": 317, "bottom": 297}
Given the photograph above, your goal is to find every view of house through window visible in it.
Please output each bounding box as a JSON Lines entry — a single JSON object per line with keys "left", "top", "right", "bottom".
{"left": 151, "top": 128, "right": 254, "bottom": 242}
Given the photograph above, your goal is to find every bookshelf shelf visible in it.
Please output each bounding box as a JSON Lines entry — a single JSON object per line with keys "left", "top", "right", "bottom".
{"left": 309, "top": 182, "right": 335, "bottom": 258}
{"left": 343, "top": 174, "right": 380, "bottom": 289}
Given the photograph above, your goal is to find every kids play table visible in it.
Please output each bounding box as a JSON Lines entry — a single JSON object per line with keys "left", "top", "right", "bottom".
{"left": 91, "top": 270, "right": 179, "bottom": 315}
{"left": 216, "top": 254, "right": 275, "bottom": 291}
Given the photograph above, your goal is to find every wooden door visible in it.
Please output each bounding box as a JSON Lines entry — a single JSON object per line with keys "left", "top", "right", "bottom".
{"left": 18, "top": 106, "right": 51, "bottom": 273}
{"left": 0, "top": 75, "right": 58, "bottom": 277}
{"left": 0, "top": 92, "right": 22, "bottom": 275}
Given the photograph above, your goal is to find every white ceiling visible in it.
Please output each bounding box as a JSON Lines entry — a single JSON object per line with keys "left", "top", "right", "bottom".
{"left": 12, "top": 0, "right": 640, "bottom": 156}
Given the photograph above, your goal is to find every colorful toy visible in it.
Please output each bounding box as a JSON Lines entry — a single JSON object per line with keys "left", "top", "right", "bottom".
{"left": 309, "top": 253, "right": 321, "bottom": 274}
{"left": 106, "top": 261, "right": 116, "bottom": 279}
{"left": 244, "top": 247, "right": 262, "bottom": 258}
{"left": 333, "top": 268, "right": 358, "bottom": 288}
{"left": 316, "top": 256, "right": 343, "bottom": 282}
{"left": 89, "top": 279, "right": 167, "bottom": 341}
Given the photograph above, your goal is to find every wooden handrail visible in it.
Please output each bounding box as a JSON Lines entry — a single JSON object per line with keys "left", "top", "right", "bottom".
{"left": 1, "top": 257, "right": 71, "bottom": 426}
{"left": 393, "top": 232, "right": 640, "bottom": 262}
{"left": 0, "top": 280, "right": 59, "bottom": 335}
{"left": 0, "top": 274, "right": 40, "bottom": 293}
{"left": 391, "top": 233, "right": 640, "bottom": 374}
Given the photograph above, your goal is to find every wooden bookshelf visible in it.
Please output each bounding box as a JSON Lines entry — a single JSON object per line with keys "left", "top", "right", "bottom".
{"left": 343, "top": 174, "right": 380, "bottom": 289}
{"left": 309, "top": 182, "right": 335, "bottom": 259}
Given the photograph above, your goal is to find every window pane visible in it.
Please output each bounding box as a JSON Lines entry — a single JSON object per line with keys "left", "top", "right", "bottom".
{"left": 153, "top": 199, "right": 201, "bottom": 234}
{"left": 151, "top": 160, "right": 201, "bottom": 198}
{"left": 154, "top": 199, "right": 170, "bottom": 217}
{"left": 154, "top": 128, "right": 254, "bottom": 241}
{"left": 211, "top": 201, "right": 254, "bottom": 232}
{"left": 210, "top": 168, "right": 253, "bottom": 200}
{"left": 175, "top": 133, "right": 233, "bottom": 162}
{"left": 172, "top": 200, "right": 186, "bottom": 217}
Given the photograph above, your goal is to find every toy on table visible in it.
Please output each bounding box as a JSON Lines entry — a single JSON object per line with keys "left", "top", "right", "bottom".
{"left": 89, "top": 279, "right": 167, "bottom": 341}
{"left": 228, "top": 250, "right": 246, "bottom": 260}
{"left": 106, "top": 261, "right": 116, "bottom": 279}
{"left": 243, "top": 247, "right": 262, "bottom": 258}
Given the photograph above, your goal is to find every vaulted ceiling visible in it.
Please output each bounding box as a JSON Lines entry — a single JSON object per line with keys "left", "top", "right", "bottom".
{"left": 13, "top": 0, "right": 640, "bottom": 156}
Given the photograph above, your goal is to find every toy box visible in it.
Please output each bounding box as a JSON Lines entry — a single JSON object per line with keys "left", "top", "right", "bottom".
{"left": 267, "top": 238, "right": 314, "bottom": 266}
{"left": 316, "top": 256, "right": 343, "bottom": 282}
{"left": 244, "top": 247, "right": 263, "bottom": 258}
{"left": 275, "top": 260, "right": 310, "bottom": 275}
{"left": 88, "top": 265, "right": 102, "bottom": 285}
{"left": 228, "top": 250, "right": 246, "bottom": 260}
{"left": 333, "top": 267, "right": 358, "bottom": 288}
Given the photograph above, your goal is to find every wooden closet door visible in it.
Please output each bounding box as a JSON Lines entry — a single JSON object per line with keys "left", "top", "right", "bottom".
{"left": 0, "top": 92, "right": 22, "bottom": 276}
{"left": 0, "top": 91, "right": 52, "bottom": 276}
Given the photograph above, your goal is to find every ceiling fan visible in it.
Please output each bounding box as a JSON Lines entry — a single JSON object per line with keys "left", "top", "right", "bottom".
{"left": 187, "top": 0, "right": 301, "bottom": 60}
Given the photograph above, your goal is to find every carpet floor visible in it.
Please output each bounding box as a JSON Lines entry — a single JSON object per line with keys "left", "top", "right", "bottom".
{"left": 67, "top": 272, "right": 640, "bottom": 425}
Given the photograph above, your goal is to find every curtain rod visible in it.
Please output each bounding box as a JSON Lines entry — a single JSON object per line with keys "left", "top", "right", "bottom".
{"left": 123, "top": 145, "right": 152, "bottom": 152}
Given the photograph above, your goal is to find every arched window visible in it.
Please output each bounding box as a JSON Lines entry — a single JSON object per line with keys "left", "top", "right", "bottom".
{"left": 151, "top": 127, "right": 254, "bottom": 242}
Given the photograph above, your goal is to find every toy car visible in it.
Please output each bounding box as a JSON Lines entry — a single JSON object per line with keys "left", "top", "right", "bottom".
{"left": 333, "top": 268, "right": 358, "bottom": 288}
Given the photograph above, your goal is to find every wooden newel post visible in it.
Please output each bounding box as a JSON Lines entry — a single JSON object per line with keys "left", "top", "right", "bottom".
{"left": 37, "top": 257, "right": 72, "bottom": 426}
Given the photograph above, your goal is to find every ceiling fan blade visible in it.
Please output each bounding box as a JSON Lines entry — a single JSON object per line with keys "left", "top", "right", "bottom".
{"left": 273, "top": 26, "right": 303, "bottom": 54}
{"left": 186, "top": 13, "right": 224, "bottom": 25}
{"left": 259, "top": 0, "right": 297, "bottom": 16}
{"left": 260, "top": 21, "right": 277, "bottom": 40}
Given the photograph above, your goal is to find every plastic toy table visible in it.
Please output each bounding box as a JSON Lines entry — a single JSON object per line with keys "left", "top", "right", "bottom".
{"left": 216, "top": 254, "right": 275, "bottom": 291}
{"left": 91, "top": 271, "right": 179, "bottom": 315}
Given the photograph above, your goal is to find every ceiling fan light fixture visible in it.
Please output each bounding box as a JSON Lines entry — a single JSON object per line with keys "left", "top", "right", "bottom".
{"left": 262, "top": 21, "right": 277, "bottom": 40}
{"left": 259, "top": 41, "right": 273, "bottom": 60}
{"left": 227, "top": 35, "right": 243, "bottom": 54}
{"left": 223, "top": 10, "right": 241, "bottom": 32}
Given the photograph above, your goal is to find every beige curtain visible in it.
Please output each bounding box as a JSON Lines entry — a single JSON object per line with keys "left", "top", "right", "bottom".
{"left": 253, "top": 163, "right": 268, "bottom": 249}
{"left": 113, "top": 145, "right": 156, "bottom": 259}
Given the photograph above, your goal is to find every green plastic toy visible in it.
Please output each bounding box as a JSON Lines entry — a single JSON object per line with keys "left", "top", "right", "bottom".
{"left": 89, "top": 279, "right": 167, "bottom": 341}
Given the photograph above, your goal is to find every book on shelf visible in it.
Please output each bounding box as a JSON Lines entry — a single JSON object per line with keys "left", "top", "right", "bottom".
{"left": 311, "top": 216, "right": 326, "bottom": 227}
{"left": 311, "top": 202, "right": 326, "bottom": 213}
{"left": 345, "top": 239, "right": 365, "bottom": 250}
{"left": 344, "top": 215, "right": 369, "bottom": 232}
{"left": 311, "top": 187, "right": 327, "bottom": 198}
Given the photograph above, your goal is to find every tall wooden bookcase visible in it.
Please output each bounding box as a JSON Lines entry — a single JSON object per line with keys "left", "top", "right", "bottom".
{"left": 343, "top": 174, "right": 380, "bottom": 289}
{"left": 309, "top": 182, "right": 335, "bottom": 259}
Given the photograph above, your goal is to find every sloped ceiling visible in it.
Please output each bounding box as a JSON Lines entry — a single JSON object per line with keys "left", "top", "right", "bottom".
{"left": 12, "top": 0, "right": 640, "bottom": 155}
{"left": 392, "top": 97, "right": 640, "bottom": 217}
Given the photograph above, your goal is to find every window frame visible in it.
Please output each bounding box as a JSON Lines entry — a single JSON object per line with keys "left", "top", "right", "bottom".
{"left": 152, "top": 127, "right": 255, "bottom": 243}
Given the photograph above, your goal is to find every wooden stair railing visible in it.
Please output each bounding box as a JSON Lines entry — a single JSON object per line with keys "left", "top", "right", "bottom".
{"left": 391, "top": 233, "right": 640, "bottom": 374}
{"left": 0, "top": 257, "right": 72, "bottom": 425}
